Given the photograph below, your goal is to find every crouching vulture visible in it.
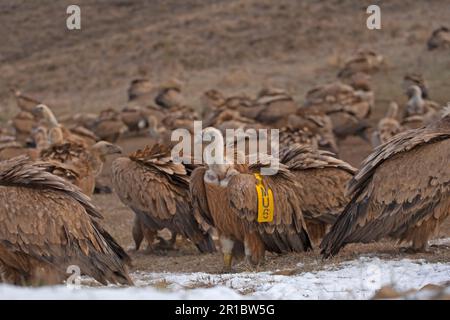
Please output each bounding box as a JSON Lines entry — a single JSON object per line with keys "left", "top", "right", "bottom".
{"left": 0, "top": 156, "right": 132, "bottom": 286}
{"left": 190, "top": 128, "right": 312, "bottom": 272}
{"left": 321, "top": 108, "right": 450, "bottom": 258}
{"left": 111, "top": 144, "right": 216, "bottom": 254}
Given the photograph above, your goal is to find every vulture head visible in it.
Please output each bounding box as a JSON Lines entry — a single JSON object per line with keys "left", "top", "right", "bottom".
{"left": 91, "top": 141, "right": 123, "bottom": 158}
{"left": 198, "top": 127, "right": 241, "bottom": 184}
{"left": 32, "top": 104, "right": 59, "bottom": 127}
{"left": 406, "top": 85, "right": 423, "bottom": 100}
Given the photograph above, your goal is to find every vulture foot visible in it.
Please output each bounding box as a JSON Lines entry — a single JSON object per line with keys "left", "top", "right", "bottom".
{"left": 430, "top": 244, "right": 450, "bottom": 251}
{"left": 154, "top": 235, "right": 178, "bottom": 251}
{"left": 400, "top": 246, "right": 431, "bottom": 254}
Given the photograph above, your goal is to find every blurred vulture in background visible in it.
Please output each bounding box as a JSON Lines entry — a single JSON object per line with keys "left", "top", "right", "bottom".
{"left": 90, "top": 108, "right": 127, "bottom": 143}
{"left": 337, "top": 49, "right": 384, "bottom": 79}
{"left": 403, "top": 86, "right": 440, "bottom": 119}
{"left": 321, "top": 109, "right": 450, "bottom": 258}
{"left": 10, "top": 90, "right": 42, "bottom": 142}
{"left": 111, "top": 144, "right": 216, "bottom": 254}
{"left": 40, "top": 140, "right": 122, "bottom": 196}
{"left": 0, "top": 156, "right": 132, "bottom": 286}
{"left": 303, "top": 82, "right": 374, "bottom": 141}
{"left": 371, "top": 102, "right": 403, "bottom": 148}
{"left": 287, "top": 108, "right": 338, "bottom": 154}
{"left": 279, "top": 144, "right": 356, "bottom": 244}
{"left": 403, "top": 73, "right": 429, "bottom": 99}
{"left": 427, "top": 26, "right": 450, "bottom": 50}
{"left": 190, "top": 128, "right": 312, "bottom": 272}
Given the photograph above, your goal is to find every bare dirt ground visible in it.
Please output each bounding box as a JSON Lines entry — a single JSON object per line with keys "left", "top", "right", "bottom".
{"left": 1, "top": 1, "right": 450, "bottom": 278}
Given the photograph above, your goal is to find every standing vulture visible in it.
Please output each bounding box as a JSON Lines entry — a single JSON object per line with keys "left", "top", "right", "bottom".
{"left": 0, "top": 156, "right": 132, "bottom": 286}
{"left": 111, "top": 144, "right": 216, "bottom": 254}
{"left": 190, "top": 128, "right": 312, "bottom": 272}
{"left": 321, "top": 109, "right": 450, "bottom": 258}
{"left": 279, "top": 144, "right": 356, "bottom": 244}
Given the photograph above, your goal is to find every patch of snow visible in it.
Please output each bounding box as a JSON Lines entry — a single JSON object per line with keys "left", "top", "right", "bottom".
{"left": 1, "top": 256, "right": 450, "bottom": 300}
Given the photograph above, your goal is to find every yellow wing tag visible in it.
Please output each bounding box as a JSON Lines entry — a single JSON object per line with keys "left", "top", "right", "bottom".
{"left": 254, "top": 173, "right": 274, "bottom": 223}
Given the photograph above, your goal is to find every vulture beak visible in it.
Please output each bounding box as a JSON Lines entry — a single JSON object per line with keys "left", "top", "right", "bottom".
{"left": 111, "top": 145, "right": 123, "bottom": 154}
{"left": 31, "top": 104, "right": 45, "bottom": 117}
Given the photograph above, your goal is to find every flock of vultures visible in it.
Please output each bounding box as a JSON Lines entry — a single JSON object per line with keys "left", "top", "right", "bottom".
{"left": 0, "top": 27, "right": 449, "bottom": 287}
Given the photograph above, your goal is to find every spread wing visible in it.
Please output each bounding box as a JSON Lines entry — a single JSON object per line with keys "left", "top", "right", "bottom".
{"left": 321, "top": 128, "right": 450, "bottom": 257}
{"left": 226, "top": 168, "right": 312, "bottom": 253}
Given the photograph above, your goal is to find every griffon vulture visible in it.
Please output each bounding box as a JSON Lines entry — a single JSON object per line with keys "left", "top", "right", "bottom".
{"left": 403, "top": 86, "right": 440, "bottom": 119}
{"left": 427, "top": 27, "right": 450, "bottom": 50}
{"left": 40, "top": 136, "right": 122, "bottom": 196}
{"left": 279, "top": 144, "right": 356, "bottom": 243}
{"left": 111, "top": 144, "right": 216, "bottom": 253}
{"left": 91, "top": 108, "right": 127, "bottom": 143}
{"left": 0, "top": 156, "right": 132, "bottom": 286}
{"left": 321, "top": 109, "right": 450, "bottom": 258}
{"left": 287, "top": 108, "right": 338, "bottom": 154}
{"left": 337, "top": 49, "right": 384, "bottom": 79}
{"left": 371, "top": 102, "right": 403, "bottom": 148}
{"left": 190, "top": 128, "right": 312, "bottom": 271}
{"left": 403, "top": 73, "right": 429, "bottom": 99}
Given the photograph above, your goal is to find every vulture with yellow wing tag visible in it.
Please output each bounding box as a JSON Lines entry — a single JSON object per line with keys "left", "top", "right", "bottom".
{"left": 190, "top": 128, "right": 312, "bottom": 272}
{"left": 279, "top": 144, "right": 356, "bottom": 244}
{"left": 111, "top": 144, "right": 216, "bottom": 254}
{"left": 0, "top": 156, "right": 132, "bottom": 286}
{"left": 321, "top": 108, "right": 450, "bottom": 258}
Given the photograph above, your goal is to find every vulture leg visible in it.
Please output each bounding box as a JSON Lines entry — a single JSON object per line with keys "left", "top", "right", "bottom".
{"left": 132, "top": 216, "right": 144, "bottom": 251}
{"left": 219, "top": 235, "right": 235, "bottom": 273}
{"left": 244, "top": 233, "right": 265, "bottom": 268}
{"left": 142, "top": 227, "right": 157, "bottom": 254}
{"left": 306, "top": 222, "right": 327, "bottom": 246}
{"left": 155, "top": 232, "right": 178, "bottom": 251}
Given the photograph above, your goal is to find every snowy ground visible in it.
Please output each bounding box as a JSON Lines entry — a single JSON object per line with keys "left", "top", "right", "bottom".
{"left": 1, "top": 256, "right": 450, "bottom": 300}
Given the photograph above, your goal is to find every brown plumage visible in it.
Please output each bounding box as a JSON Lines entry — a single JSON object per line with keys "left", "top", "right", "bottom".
{"left": 111, "top": 144, "right": 216, "bottom": 253}
{"left": 190, "top": 128, "right": 311, "bottom": 271}
{"left": 287, "top": 108, "right": 338, "bottom": 154}
{"left": 278, "top": 126, "right": 319, "bottom": 150}
{"left": 11, "top": 111, "right": 36, "bottom": 140}
{"left": 32, "top": 104, "right": 94, "bottom": 147}
{"left": 0, "top": 156, "right": 132, "bottom": 286}
{"left": 304, "top": 82, "right": 374, "bottom": 140}
{"left": 201, "top": 89, "right": 226, "bottom": 118}
{"left": 427, "top": 26, "right": 450, "bottom": 50}
{"left": 154, "top": 80, "right": 184, "bottom": 109}
{"left": 337, "top": 49, "right": 384, "bottom": 79}
{"left": 40, "top": 140, "right": 122, "bottom": 196}
{"left": 371, "top": 102, "right": 403, "bottom": 148}
{"left": 91, "top": 108, "right": 127, "bottom": 143}
{"left": 250, "top": 88, "right": 298, "bottom": 126}
{"left": 12, "top": 89, "right": 42, "bottom": 113}
{"left": 128, "top": 79, "right": 154, "bottom": 101}
{"left": 120, "top": 106, "right": 150, "bottom": 133}
{"left": 279, "top": 144, "right": 356, "bottom": 244}
{"left": 321, "top": 112, "right": 450, "bottom": 258}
